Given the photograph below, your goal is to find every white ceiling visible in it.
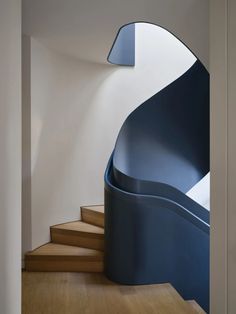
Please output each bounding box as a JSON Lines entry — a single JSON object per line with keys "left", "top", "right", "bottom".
{"left": 23, "top": 0, "right": 209, "bottom": 68}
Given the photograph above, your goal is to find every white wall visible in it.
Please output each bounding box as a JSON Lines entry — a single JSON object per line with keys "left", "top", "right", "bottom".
{"left": 24, "top": 24, "right": 197, "bottom": 250}
{"left": 0, "top": 0, "right": 21, "bottom": 313}
{"left": 210, "top": 0, "right": 236, "bottom": 313}
{"left": 22, "top": 0, "right": 209, "bottom": 68}
{"left": 186, "top": 173, "right": 210, "bottom": 210}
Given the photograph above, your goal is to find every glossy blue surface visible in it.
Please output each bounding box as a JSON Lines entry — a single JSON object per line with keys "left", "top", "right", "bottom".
{"left": 107, "top": 23, "right": 135, "bottom": 66}
{"left": 105, "top": 26, "right": 209, "bottom": 313}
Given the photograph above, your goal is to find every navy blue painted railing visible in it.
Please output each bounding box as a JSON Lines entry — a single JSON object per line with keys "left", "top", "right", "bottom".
{"left": 104, "top": 24, "right": 209, "bottom": 312}
{"left": 108, "top": 23, "right": 135, "bottom": 66}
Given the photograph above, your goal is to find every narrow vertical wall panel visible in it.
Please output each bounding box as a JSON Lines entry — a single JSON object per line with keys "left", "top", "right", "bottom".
{"left": 0, "top": 0, "right": 21, "bottom": 313}
{"left": 22, "top": 35, "right": 32, "bottom": 259}
{"left": 210, "top": 0, "right": 228, "bottom": 313}
{"left": 227, "top": 0, "right": 236, "bottom": 312}
{"left": 210, "top": 0, "right": 236, "bottom": 312}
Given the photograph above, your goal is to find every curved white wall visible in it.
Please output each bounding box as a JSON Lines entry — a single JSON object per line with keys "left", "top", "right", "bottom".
{"left": 24, "top": 24, "right": 198, "bottom": 250}
{"left": 22, "top": 0, "right": 209, "bottom": 68}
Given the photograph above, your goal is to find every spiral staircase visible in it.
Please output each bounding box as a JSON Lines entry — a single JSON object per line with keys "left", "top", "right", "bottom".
{"left": 25, "top": 23, "right": 209, "bottom": 313}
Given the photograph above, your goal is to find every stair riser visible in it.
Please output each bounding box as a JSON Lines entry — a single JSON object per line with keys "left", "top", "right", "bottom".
{"left": 81, "top": 209, "right": 104, "bottom": 228}
{"left": 51, "top": 230, "right": 104, "bottom": 251}
{"left": 25, "top": 260, "right": 103, "bottom": 272}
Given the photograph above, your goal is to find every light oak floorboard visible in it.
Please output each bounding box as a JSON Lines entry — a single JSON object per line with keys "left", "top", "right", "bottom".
{"left": 22, "top": 272, "right": 197, "bottom": 314}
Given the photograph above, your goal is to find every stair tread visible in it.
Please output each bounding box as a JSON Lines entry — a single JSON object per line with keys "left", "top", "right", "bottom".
{"left": 151, "top": 283, "right": 196, "bottom": 313}
{"left": 25, "top": 243, "right": 104, "bottom": 272}
{"left": 81, "top": 205, "right": 104, "bottom": 213}
{"left": 81, "top": 205, "right": 105, "bottom": 228}
{"left": 187, "top": 300, "right": 206, "bottom": 313}
{"left": 51, "top": 220, "right": 104, "bottom": 235}
{"left": 26, "top": 243, "right": 103, "bottom": 258}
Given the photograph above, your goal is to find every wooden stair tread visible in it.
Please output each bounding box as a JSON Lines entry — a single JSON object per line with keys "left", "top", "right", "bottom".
{"left": 187, "top": 300, "right": 206, "bottom": 313}
{"left": 51, "top": 220, "right": 104, "bottom": 235}
{"left": 26, "top": 243, "right": 103, "bottom": 258}
{"left": 50, "top": 220, "right": 104, "bottom": 250}
{"left": 81, "top": 205, "right": 104, "bottom": 228}
{"left": 25, "top": 243, "right": 104, "bottom": 272}
{"left": 156, "top": 284, "right": 196, "bottom": 314}
{"left": 23, "top": 273, "right": 204, "bottom": 313}
{"left": 81, "top": 205, "right": 104, "bottom": 213}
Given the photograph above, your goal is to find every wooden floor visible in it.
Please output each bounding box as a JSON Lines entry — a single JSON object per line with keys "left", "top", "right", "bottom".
{"left": 22, "top": 272, "right": 201, "bottom": 314}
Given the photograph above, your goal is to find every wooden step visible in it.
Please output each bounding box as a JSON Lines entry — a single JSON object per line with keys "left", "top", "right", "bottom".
{"left": 187, "top": 300, "right": 206, "bottom": 313}
{"left": 50, "top": 220, "right": 104, "bottom": 251}
{"left": 25, "top": 243, "right": 104, "bottom": 272}
{"left": 22, "top": 274, "right": 205, "bottom": 314}
{"left": 81, "top": 205, "right": 104, "bottom": 228}
{"left": 151, "top": 283, "right": 197, "bottom": 314}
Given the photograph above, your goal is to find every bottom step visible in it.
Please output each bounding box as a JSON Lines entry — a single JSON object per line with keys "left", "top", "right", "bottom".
{"left": 25, "top": 243, "right": 104, "bottom": 272}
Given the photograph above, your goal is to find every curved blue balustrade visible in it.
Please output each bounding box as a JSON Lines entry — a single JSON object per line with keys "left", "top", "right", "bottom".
{"left": 105, "top": 155, "right": 209, "bottom": 312}
{"left": 113, "top": 167, "right": 210, "bottom": 225}
{"left": 104, "top": 24, "right": 209, "bottom": 313}
{"left": 107, "top": 23, "right": 135, "bottom": 66}
{"left": 113, "top": 60, "right": 209, "bottom": 193}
